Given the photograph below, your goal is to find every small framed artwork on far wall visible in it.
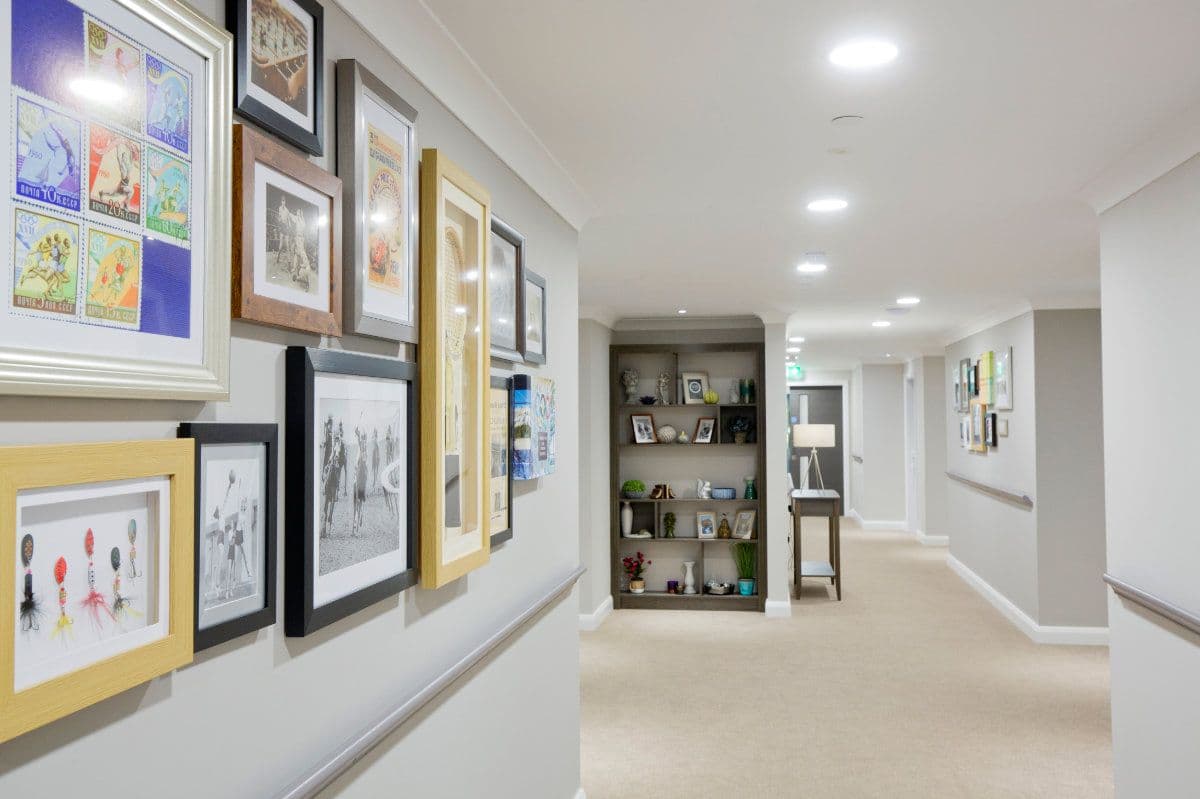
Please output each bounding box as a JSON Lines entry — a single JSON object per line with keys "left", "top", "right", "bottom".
{"left": 994, "top": 347, "right": 1013, "bottom": 410}
{"left": 488, "top": 376, "right": 513, "bottom": 547}
{"left": 524, "top": 269, "right": 547, "bottom": 365}
{"left": 694, "top": 418, "right": 717, "bottom": 444}
{"left": 680, "top": 372, "right": 710, "bottom": 404}
{"left": 489, "top": 217, "right": 526, "bottom": 362}
{"left": 985, "top": 412, "right": 998, "bottom": 448}
{"left": 630, "top": 414, "right": 658, "bottom": 444}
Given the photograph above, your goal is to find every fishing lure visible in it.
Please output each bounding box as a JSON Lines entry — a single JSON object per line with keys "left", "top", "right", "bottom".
{"left": 80, "top": 528, "right": 115, "bottom": 628}
{"left": 19, "top": 533, "right": 42, "bottom": 632}
{"left": 126, "top": 518, "right": 140, "bottom": 579}
{"left": 110, "top": 546, "right": 140, "bottom": 621}
{"left": 51, "top": 556, "right": 73, "bottom": 639}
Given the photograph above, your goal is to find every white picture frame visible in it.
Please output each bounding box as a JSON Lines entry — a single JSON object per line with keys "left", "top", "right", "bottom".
{"left": 681, "top": 371, "right": 710, "bottom": 404}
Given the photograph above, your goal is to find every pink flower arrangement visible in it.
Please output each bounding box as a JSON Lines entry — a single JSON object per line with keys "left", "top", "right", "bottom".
{"left": 622, "top": 551, "right": 650, "bottom": 580}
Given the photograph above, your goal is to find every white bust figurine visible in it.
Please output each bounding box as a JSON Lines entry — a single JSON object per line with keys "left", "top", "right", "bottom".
{"left": 696, "top": 479, "right": 712, "bottom": 499}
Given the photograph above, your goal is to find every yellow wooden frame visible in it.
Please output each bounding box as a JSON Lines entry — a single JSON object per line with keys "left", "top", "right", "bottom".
{"left": 419, "top": 149, "right": 492, "bottom": 588}
{"left": 0, "top": 439, "right": 194, "bottom": 743}
{"left": 969, "top": 398, "right": 989, "bottom": 452}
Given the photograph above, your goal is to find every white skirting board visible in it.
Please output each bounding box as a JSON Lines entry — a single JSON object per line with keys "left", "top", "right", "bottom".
{"left": 946, "top": 554, "right": 1109, "bottom": 645}
{"left": 574, "top": 788, "right": 587, "bottom": 799}
{"left": 913, "top": 529, "right": 949, "bottom": 546}
{"left": 764, "top": 598, "right": 793, "bottom": 618}
{"left": 847, "top": 509, "right": 908, "bottom": 532}
{"left": 578, "top": 595, "right": 613, "bottom": 632}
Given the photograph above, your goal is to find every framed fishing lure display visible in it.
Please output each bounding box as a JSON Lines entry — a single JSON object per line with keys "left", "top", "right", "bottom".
{"left": 488, "top": 376, "right": 513, "bottom": 548}
{"left": 178, "top": 422, "right": 277, "bottom": 652}
{"left": 284, "top": 347, "right": 418, "bottom": 637}
{"left": 418, "top": 149, "right": 492, "bottom": 589}
{"left": 0, "top": 439, "right": 193, "bottom": 744}
{"left": 0, "top": 0, "right": 233, "bottom": 400}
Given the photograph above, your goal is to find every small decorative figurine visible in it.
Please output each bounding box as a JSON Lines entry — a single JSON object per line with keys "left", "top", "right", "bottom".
{"left": 52, "top": 556, "right": 73, "bottom": 638}
{"left": 676, "top": 430, "right": 690, "bottom": 444}
{"left": 696, "top": 479, "right": 712, "bottom": 499}
{"left": 621, "top": 369, "right": 640, "bottom": 404}
{"left": 19, "top": 533, "right": 41, "bottom": 632}
{"left": 127, "top": 518, "right": 140, "bottom": 579}
{"left": 663, "top": 512, "right": 677, "bottom": 538}
{"left": 728, "top": 382, "right": 740, "bottom": 404}
{"left": 717, "top": 514, "right": 732, "bottom": 539}
{"left": 80, "top": 528, "right": 115, "bottom": 627}
{"left": 664, "top": 482, "right": 676, "bottom": 499}
{"left": 656, "top": 372, "right": 671, "bottom": 405}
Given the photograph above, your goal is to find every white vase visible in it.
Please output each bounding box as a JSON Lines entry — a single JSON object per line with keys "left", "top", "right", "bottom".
{"left": 620, "top": 502, "right": 633, "bottom": 536}
{"left": 682, "top": 561, "right": 697, "bottom": 594}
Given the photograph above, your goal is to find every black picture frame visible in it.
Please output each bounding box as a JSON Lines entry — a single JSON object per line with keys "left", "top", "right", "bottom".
{"left": 489, "top": 217, "right": 526, "bottom": 363}
{"left": 523, "top": 269, "right": 548, "bottom": 365}
{"left": 489, "top": 376, "right": 514, "bottom": 548}
{"left": 228, "top": 0, "right": 325, "bottom": 156}
{"left": 969, "top": 361, "right": 978, "bottom": 396}
{"left": 177, "top": 422, "right": 279, "bottom": 652}
{"left": 985, "top": 412, "right": 998, "bottom": 447}
{"left": 284, "top": 347, "right": 419, "bottom": 636}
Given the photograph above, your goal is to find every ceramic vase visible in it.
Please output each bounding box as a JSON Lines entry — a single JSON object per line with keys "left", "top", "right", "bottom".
{"left": 629, "top": 578, "right": 645, "bottom": 594}
{"left": 620, "top": 502, "right": 633, "bottom": 536}
{"left": 682, "top": 561, "right": 697, "bottom": 595}
{"left": 744, "top": 476, "right": 757, "bottom": 499}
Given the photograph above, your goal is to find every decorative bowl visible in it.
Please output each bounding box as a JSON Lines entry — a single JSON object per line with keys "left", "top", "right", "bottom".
{"left": 639, "top": 395, "right": 656, "bottom": 405}
{"left": 622, "top": 490, "right": 647, "bottom": 500}
{"left": 705, "top": 582, "right": 735, "bottom": 595}
{"left": 711, "top": 487, "right": 736, "bottom": 500}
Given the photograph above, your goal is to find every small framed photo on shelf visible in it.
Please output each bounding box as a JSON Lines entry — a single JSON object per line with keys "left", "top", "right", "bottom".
{"left": 488, "top": 376, "right": 513, "bottom": 547}
{"left": 680, "top": 371, "right": 710, "bottom": 404}
{"left": 630, "top": 414, "right": 658, "bottom": 444}
{"left": 523, "top": 269, "right": 547, "bottom": 365}
{"left": 489, "top": 217, "right": 526, "bottom": 363}
{"left": 177, "top": 422, "right": 278, "bottom": 652}
{"left": 0, "top": 439, "right": 194, "bottom": 743}
{"left": 733, "top": 509, "right": 756, "bottom": 540}
{"left": 696, "top": 510, "right": 717, "bottom": 540}
{"left": 694, "top": 418, "right": 716, "bottom": 444}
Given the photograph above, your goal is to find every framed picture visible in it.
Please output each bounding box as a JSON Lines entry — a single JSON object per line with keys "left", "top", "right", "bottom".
{"left": 489, "top": 216, "right": 525, "bottom": 362}
{"left": 732, "top": 509, "right": 756, "bottom": 540}
{"left": 681, "top": 371, "right": 709, "bottom": 404}
{"left": 232, "top": 124, "right": 341, "bottom": 335}
{"left": 228, "top": 0, "right": 324, "bottom": 155}
{"left": 418, "top": 149, "right": 491, "bottom": 589}
{"left": 177, "top": 422, "right": 277, "bottom": 652}
{"left": 998, "top": 417, "right": 1009, "bottom": 437}
{"left": 968, "top": 361, "right": 978, "bottom": 397}
{"left": 336, "top": 59, "right": 418, "bottom": 343}
{"left": 960, "top": 417, "right": 970, "bottom": 448}
{"left": 284, "top": 347, "right": 417, "bottom": 636}
{"left": 984, "top": 412, "right": 998, "bottom": 448}
{"left": 958, "top": 359, "right": 971, "bottom": 411}
{"left": 0, "top": 439, "right": 193, "bottom": 743}
{"left": 979, "top": 351, "right": 994, "bottom": 405}
{"left": 488, "top": 376, "right": 513, "bottom": 547}
{"left": 0, "top": 0, "right": 232, "bottom": 400}
{"left": 630, "top": 413, "right": 658, "bottom": 444}
{"left": 523, "top": 269, "right": 547, "bottom": 365}
{"left": 969, "top": 399, "right": 987, "bottom": 453}
{"left": 694, "top": 417, "right": 717, "bottom": 444}
{"left": 696, "top": 511, "right": 716, "bottom": 540}
{"left": 512, "top": 374, "right": 556, "bottom": 480}
{"left": 994, "top": 347, "right": 1013, "bottom": 410}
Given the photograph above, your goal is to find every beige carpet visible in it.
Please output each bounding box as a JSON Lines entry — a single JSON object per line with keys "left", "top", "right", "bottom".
{"left": 580, "top": 519, "right": 1113, "bottom": 798}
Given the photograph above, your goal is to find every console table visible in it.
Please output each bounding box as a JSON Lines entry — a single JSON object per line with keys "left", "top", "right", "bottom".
{"left": 790, "top": 489, "right": 841, "bottom": 600}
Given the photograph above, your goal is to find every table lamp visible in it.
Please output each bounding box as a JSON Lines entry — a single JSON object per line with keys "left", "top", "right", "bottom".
{"left": 792, "top": 423, "right": 836, "bottom": 490}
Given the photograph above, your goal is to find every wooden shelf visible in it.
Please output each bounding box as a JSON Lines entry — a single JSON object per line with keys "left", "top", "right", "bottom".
{"left": 618, "top": 537, "right": 759, "bottom": 544}
{"left": 618, "top": 591, "right": 759, "bottom": 611}
{"left": 619, "top": 403, "right": 756, "bottom": 409}
{"left": 619, "top": 442, "right": 756, "bottom": 449}
{"left": 618, "top": 498, "right": 758, "bottom": 504}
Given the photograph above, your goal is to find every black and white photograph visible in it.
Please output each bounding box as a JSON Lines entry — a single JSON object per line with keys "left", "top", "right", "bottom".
{"left": 524, "top": 269, "right": 547, "bottom": 365}
{"left": 265, "top": 183, "right": 322, "bottom": 296}
{"left": 180, "top": 423, "right": 278, "bottom": 651}
{"left": 489, "top": 217, "right": 525, "bottom": 362}
{"left": 630, "top": 413, "right": 657, "bottom": 444}
{"left": 489, "top": 377, "right": 513, "bottom": 546}
{"left": 694, "top": 417, "right": 716, "bottom": 444}
{"left": 681, "top": 371, "right": 710, "bottom": 404}
{"left": 285, "top": 347, "right": 417, "bottom": 637}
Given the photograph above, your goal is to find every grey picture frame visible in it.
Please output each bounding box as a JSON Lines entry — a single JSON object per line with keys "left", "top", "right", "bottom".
{"left": 336, "top": 59, "right": 420, "bottom": 343}
{"left": 489, "top": 216, "right": 526, "bottom": 362}
{"left": 523, "top": 269, "right": 548, "bottom": 365}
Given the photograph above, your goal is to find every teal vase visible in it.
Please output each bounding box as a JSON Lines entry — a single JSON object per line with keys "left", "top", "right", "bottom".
{"left": 744, "top": 477, "right": 757, "bottom": 499}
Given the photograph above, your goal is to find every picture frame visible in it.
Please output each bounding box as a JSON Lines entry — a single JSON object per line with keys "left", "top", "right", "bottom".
{"left": 732, "top": 509, "right": 756, "bottom": 540}
{"left": 177, "top": 422, "right": 277, "bottom": 652}
{"left": 1, "top": 0, "right": 232, "bottom": 400}
{"left": 523, "top": 268, "right": 547, "bottom": 365}
{"left": 680, "top": 371, "right": 710, "bottom": 404}
{"left": 0, "top": 439, "right": 193, "bottom": 744}
{"left": 960, "top": 417, "right": 970, "bottom": 448}
{"left": 984, "top": 412, "right": 998, "bottom": 448}
{"left": 511, "top": 374, "right": 557, "bottom": 480}
{"left": 418, "top": 149, "right": 492, "bottom": 589}
{"left": 228, "top": 0, "right": 324, "bottom": 156}
{"left": 693, "top": 417, "right": 717, "bottom": 444}
{"left": 489, "top": 216, "right": 526, "bottom": 362}
{"left": 696, "top": 510, "right": 717, "bottom": 540}
{"left": 969, "top": 398, "right": 988, "bottom": 452}
{"left": 968, "top": 361, "right": 978, "bottom": 397}
{"left": 284, "top": 347, "right": 418, "bottom": 636}
{"left": 233, "top": 124, "right": 342, "bottom": 335}
{"left": 336, "top": 59, "right": 419, "bottom": 343}
{"left": 630, "top": 413, "right": 658, "bottom": 444}
{"left": 979, "top": 351, "right": 994, "bottom": 405}
{"left": 958, "top": 358, "right": 971, "bottom": 411}
{"left": 488, "top": 376, "right": 513, "bottom": 547}
{"left": 994, "top": 347, "right": 1013, "bottom": 410}
{"left": 998, "top": 417, "right": 1010, "bottom": 438}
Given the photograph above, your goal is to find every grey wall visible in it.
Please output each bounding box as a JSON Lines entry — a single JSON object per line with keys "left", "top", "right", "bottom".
{"left": 911, "top": 356, "right": 948, "bottom": 540}
{"left": 1100, "top": 153, "right": 1200, "bottom": 797}
{"left": 0, "top": 2, "right": 583, "bottom": 798}
{"left": 857, "top": 365, "right": 907, "bottom": 523}
{"left": 578, "top": 318, "right": 613, "bottom": 617}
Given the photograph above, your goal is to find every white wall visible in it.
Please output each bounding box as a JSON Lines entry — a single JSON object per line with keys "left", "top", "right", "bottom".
{"left": 849, "top": 365, "right": 864, "bottom": 512}
{"left": 763, "top": 323, "right": 791, "bottom": 616}
{"left": 1100, "top": 152, "right": 1200, "bottom": 797}
{"left": 0, "top": 3, "right": 583, "bottom": 797}
{"left": 909, "top": 356, "right": 948, "bottom": 542}
{"left": 578, "top": 319, "right": 613, "bottom": 620}
{"left": 856, "top": 365, "right": 907, "bottom": 524}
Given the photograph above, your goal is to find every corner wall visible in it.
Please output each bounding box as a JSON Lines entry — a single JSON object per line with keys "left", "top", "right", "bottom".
{"left": 910, "top": 356, "right": 948, "bottom": 542}
{"left": 578, "top": 319, "right": 613, "bottom": 623}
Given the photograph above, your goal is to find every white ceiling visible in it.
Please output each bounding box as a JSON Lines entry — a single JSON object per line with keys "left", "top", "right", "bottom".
{"left": 420, "top": 0, "right": 1200, "bottom": 367}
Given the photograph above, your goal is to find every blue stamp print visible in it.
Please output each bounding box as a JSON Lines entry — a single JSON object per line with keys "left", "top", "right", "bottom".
{"left": 15, "top": 96, "right": 82, "bottom": 212}
{"left": 145, "top": 53, "right": 189, "bottom": 154}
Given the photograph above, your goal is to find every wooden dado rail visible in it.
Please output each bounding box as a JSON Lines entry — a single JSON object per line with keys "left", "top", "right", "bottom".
{"left": 1104, "top": 574, "right": 1200, "bottom": 638}
{"left": 275, "top": 565, "right": 586, "bottom": 799}
{"left": 945, "top": 471, "right": 1034, "bottom": 508}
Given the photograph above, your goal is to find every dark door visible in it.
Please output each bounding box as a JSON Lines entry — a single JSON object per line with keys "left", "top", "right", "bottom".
{"left": 788, "top": 386, "right": 844, "bottom": 497}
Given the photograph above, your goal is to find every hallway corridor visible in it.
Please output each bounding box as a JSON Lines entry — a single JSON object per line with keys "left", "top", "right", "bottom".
{"left": 580, "top": 521, "right": 1113, "bottom": 798}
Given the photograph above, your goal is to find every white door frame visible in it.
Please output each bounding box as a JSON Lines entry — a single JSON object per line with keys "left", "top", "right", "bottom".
{"left": 787, "top": 380, "right": 851, "bottom": 507}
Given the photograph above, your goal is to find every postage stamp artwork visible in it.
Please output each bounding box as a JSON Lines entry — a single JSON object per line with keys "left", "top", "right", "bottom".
{"left": 86, "top": 19, "right": 143, "bottom": 134}
{"left": 12, "top": 207, "right": 80, "bottom": 318}
{"left": 145, "top": 53, "right": 190, "bottom": 155}
{"left": 146, "top": 147, "right": 189, "bottom": 243}
{"left": 85, "top": 228, "right": 141, "bottom": 328}
{"left": 15, "top": 96, "right": 82, "bottom": 213}
{"left": 88, "top": 125, "right": 142, "bottom": 225}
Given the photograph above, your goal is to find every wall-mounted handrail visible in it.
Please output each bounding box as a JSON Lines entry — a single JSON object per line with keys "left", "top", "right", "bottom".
{"left": 1104, "top": 574, "right": 1200, "bottom": 638}
{"left": 945, "top": 471, "right": 1033, "bottom": 508}
{"left": 274, "top": 564, "right": 586, "bottom": 799}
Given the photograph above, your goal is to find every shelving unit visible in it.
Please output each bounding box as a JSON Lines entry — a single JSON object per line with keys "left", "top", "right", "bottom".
{"left": 609, "top": 342, "right": 767, "bottom": 612}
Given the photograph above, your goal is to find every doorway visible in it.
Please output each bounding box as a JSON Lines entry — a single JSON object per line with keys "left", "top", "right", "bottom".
{"left": 788, "top": 386, "right": 844, "bottom": 498}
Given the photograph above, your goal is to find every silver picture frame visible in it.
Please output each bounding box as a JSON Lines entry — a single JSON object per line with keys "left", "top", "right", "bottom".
{"left": 0, "top": 0, "right": 232, "bottom": 400}
{"left": 336, "top": 59, "right": 420, "bottom": 343}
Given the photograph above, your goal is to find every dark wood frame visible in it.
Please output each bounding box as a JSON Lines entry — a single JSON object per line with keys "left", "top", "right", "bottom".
{"left": 284, "top": 347, "right": 419, "bottom": 636}
{"left": 523, "top": 269, "right": 547, "bottom": 365}
{"left": 489, "top": 216, "right": 526, "bottom": 362}
{"left": 233, "top": 124, "right": 342, "bottom": 335}
{"left": 177, "top": 422, "right": 278, "bottom": 651}
{"left": 489, "top": 376, "right": 514, "bottom": 547}
{"left": 693, "top": 417, "right": 717, "bottom": 444}
{"left": 228, "top": 0, "right": 325, "bottom": 155}
{"left": 630, "top": 412, "right": 658, "bottom": 444}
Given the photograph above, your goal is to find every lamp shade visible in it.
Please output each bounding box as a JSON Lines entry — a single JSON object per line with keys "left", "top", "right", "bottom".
{"left": 792, "top": 423, "right": 836, "bottom": 448}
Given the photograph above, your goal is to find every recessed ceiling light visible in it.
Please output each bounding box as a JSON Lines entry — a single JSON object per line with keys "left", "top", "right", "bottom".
{"left": 787, "top": 346, "right": 801, "bottom": 353}
{"left": 896, "top": 296, "right": 920, "bottom": 305}
{"left": 789, "top": 336, "right": 805, "bottom": 343}
{"left": 797, "top": 260, "right": 827, "bottom": 274}
{"left": 885, "top": 353, "right": 893, "bottom": 358}
{"left": 806, "top": 198, "right": 848, "bottom": 213}
{"left": 872, "top": 320, "right": 891, "bottom": 328}
{"left": 829, "top": 39, "right": 899, "bottom": 70}
{"left": 677, "top": 309, "right": 688, "bottom": 315}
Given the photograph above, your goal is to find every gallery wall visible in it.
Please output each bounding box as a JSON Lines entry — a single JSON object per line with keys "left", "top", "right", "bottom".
{"left": 0, "top": 2, "right": 583, "bottom": 797}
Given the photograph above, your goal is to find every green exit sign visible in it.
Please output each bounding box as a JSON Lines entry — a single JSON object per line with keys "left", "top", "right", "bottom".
{"left": 787, "top": 364, "right": 805, "bottom": 381}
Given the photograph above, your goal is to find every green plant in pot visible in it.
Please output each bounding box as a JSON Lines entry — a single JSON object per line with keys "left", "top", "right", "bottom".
{"left": 621, "top": 479, "right": 647, "bottom": 499}
{"left": 662, "top": 511, "right": 676, "bottom": 538}
{"left": 732, "top": 542, "right": 756, "bottom": 596}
